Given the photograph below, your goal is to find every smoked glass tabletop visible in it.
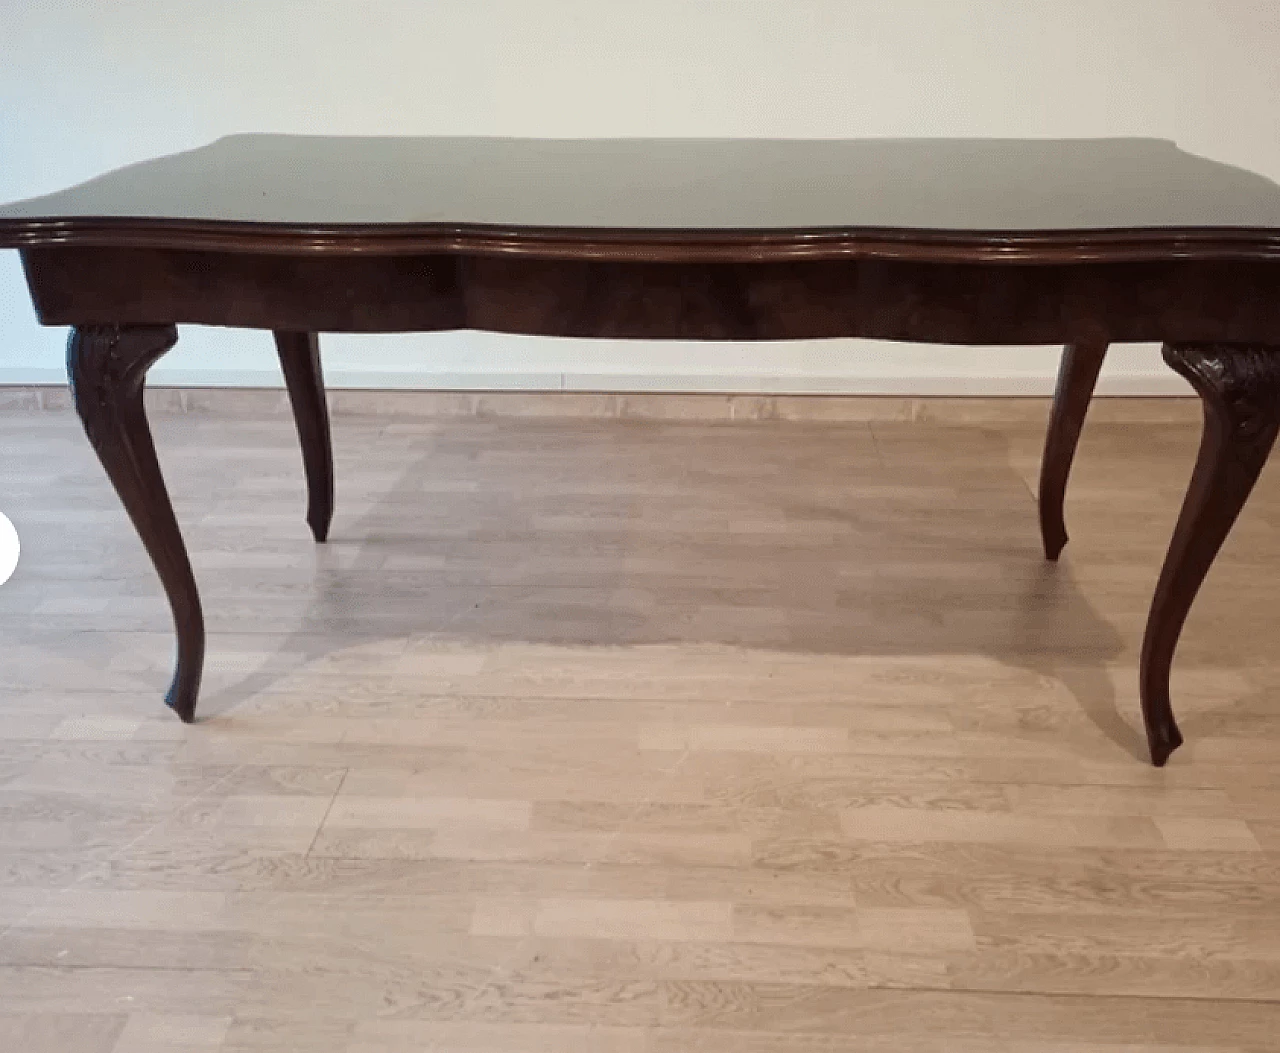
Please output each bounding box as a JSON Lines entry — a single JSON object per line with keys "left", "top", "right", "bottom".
{"left": 2, "top": 136, "right": 1280, "bottom": 235}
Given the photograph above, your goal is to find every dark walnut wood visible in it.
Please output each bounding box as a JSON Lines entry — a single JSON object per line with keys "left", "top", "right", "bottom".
{"left": 16, "top": 251, "right": 1280, "bottom": 344}
{"left": 274, "top": 330, "right": 333, "bottom": 543}
{"left": 1142, "top": 343, "right": 1280, "bottom": 765}
{"left": 66, "top": 324, "right": 203, "bottom": 723}
{"left": 6, "top": 136, "right": 1280, "bottom": 764}
{"left": 1039, "top": 341, "right": 1108, "bottom": 560}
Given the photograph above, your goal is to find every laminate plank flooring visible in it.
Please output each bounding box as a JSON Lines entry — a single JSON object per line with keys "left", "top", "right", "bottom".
{"left": 1, "top": 404, "right": 1279, "bottom": 1051}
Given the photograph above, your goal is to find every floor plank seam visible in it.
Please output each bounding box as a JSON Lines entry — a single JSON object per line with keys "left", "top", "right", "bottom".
{"left": 303, "top": 767, "right": 349, "bottom": 859}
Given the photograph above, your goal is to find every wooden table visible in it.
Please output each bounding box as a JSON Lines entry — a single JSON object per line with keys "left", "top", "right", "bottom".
{"left": 4, "top": 136, "right": 1280, "bottom": 766}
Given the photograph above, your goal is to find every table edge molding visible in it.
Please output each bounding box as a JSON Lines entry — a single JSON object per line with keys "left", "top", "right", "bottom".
{"left": 4, "top": 218, "right": 1280, "bottom": 263}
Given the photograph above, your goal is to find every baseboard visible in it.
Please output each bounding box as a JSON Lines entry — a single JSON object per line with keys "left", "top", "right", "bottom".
{"left": 0, "top": 367, "right": 1190, "bottom": 398}
{"left": 1, "top": 383, "right": 1200, "bottom": 424}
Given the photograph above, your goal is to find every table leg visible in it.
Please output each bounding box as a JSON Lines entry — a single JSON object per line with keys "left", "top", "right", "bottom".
{"left": 1039, "top": 341, "right": 1108, "bottom": 560}
{"left": 67, "top": 325, "right": 204, "bottom": 722}
{"left": 274, "top": 331, "right": 333, "bottom": 543}
{"left": 1141, "top": 342, "right": 1280, "bottom": 765}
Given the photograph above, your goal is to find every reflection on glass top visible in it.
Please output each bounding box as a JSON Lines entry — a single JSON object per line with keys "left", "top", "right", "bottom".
{"left": 3, "top": 135, "right": 1280, "bottom": 232}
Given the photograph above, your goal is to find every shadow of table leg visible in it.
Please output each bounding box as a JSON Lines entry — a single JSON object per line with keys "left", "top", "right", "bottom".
{"left": 67, "top": 324, "right": 205, "bottom": 722}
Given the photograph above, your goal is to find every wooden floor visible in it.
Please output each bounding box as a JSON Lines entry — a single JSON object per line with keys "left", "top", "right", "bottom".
{"left": 1, "top": 403, "right": 1279, "bottom": 1052}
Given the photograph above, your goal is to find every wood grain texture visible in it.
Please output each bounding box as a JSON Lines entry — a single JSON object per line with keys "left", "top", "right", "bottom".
{"left": 20, "top": 250, "right": 1280, "bottom": 344}
{"left": 2, "top": 405, "right": 1280, "bottom": 1050}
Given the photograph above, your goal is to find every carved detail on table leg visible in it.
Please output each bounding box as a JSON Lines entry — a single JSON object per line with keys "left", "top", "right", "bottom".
{"left": 274, "top": 330, "right": 333, "bottom": 543}
{"left": 1141, "top": 342, "right": 1280, "bottom": 765}
{"left": 1039, "top": 341, "right": 1108, "bottom": 560}
{"left": 67, "top": 324, "right": 205, "bottom": 722}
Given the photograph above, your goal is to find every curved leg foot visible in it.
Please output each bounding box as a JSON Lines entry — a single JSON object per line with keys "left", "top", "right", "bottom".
{"left": 275, "top": 331, "right": 333, "bottom": 543}
{"left": 1039, "top": 341, "right": 1108, "bottom": 560}
{"left": 67, "top": 325, "right": 204, "bottom": 722}
{"left": 1141, "top": 342, "right": 1280, "bottom": 766}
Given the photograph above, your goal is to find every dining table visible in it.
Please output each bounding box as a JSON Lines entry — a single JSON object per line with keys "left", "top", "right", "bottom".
{"left": 3, "top": 134, "right": 1280, "bottom": 766}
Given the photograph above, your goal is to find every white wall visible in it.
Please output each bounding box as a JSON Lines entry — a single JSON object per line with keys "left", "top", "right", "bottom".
{"left": 2, "top": 0, "right": 1278, "bottom": 395}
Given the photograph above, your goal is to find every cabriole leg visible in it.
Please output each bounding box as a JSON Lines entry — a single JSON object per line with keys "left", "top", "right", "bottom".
{"left": 275, "top": 330, "right": 333, "bottom": 543}
{"left": 67, "top": 324, "right": 204, "bottom": 722}
{"left": 1141, "top": 342, "right": 1280, "bottom": 765}
{"left": 1039, "top": 341, "right": 1108, "bottom": 560}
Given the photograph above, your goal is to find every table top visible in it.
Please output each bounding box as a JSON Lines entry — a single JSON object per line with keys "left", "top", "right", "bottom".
{"left": 4, "top": 136, "right": 1280, "bottom": 261}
